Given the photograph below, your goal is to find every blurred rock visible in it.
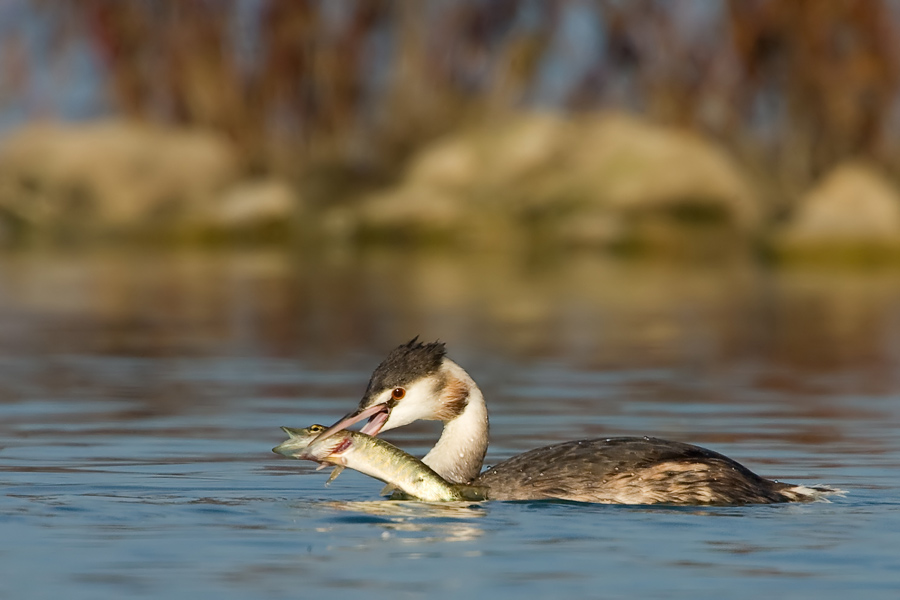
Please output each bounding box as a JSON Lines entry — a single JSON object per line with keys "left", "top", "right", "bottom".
{"left": 357, "top": 185, "right": 467, "bottom": 238}
{"left": 352, "top": 112, "right": 760, "bottom": 249}
{"left": 776, "top": 163, "right": 900, "bottom": 257}
{"left": 407, "top": 113, "right": 570, "bottom": 193}
{"left": 566, "top": 115, "right": 760, "bottom": 231}
{"left": 0, "top": 114, "right": 762, "bottom": 252}
{"left": 214, "top": 179, "right": 298, "bottom": 232}
{"left": 0, "top": 120, "right": 240, "bottom": 237}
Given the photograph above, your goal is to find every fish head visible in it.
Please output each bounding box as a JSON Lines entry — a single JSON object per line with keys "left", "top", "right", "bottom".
{"left": 272, "top": 424, "right": 328, "bottom": 457}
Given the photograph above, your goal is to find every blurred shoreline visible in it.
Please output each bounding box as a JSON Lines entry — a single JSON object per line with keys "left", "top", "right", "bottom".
{"left": 2, "top": 2, "right": 900, "bottom": 262}
{"left": 1, "top": 112, "right": 899, "bottom": 263}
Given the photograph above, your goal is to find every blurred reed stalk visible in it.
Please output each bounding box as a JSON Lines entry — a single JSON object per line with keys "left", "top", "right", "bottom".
{"left": 17, "top": 0, "right": 900, "bottom": 197}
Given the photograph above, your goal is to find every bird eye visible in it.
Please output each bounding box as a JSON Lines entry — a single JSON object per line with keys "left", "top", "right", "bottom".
{"left": 391, "top": 387, "right": 406, "bottom": 400}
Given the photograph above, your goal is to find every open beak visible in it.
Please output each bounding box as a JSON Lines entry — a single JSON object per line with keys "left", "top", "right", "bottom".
{"left": 312, "top": 402, "right": 391, "bottom": 443}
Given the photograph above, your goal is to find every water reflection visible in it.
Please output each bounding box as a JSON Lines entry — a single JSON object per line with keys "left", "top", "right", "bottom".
{"left": 4, "top": 249, "right": 900, "bottom": 378}
{"left": 306, "top": 500, "right": 486, "bottom": 544}
{"left": 314, "top": 500, "right": 486, "bottom": 520}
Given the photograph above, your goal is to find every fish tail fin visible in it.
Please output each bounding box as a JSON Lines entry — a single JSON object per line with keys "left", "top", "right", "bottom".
{"left": 452, "top": 483, "right": 489, "bottom": 501}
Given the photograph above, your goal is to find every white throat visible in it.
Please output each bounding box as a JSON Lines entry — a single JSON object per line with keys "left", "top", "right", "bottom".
{"left": 420, "top": 359, "right": 489, "bottom": 484}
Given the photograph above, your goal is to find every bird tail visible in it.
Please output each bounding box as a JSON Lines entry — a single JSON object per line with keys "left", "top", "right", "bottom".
{"left": 780, "top": 484, "right": 845, "bottom": 502}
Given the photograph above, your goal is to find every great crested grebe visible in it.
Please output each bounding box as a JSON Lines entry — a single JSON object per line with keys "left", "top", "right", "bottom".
{"left": 314, "top": 339, "right": 833, "bottom": 505}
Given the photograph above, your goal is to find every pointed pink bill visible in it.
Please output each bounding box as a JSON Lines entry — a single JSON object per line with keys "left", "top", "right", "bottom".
{"left": 312, "top": 402, "right": 390, "bottom": 443}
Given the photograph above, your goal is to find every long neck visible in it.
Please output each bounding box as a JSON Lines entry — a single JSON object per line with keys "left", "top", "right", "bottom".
{"left": 421, "top": 359, "right": 489, "bottom": 484}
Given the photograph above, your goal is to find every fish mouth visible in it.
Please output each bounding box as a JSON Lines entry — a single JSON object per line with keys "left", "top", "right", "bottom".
{"left": 272, "top": 439, "right": 299, "bottom": 457}
{"left": 312, "top": 402, "right": 391, "bottom": 444}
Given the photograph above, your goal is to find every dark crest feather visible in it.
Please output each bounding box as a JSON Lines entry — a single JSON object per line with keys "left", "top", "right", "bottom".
{"left": 361, "top": 337, "right": 446, "bottom": 405}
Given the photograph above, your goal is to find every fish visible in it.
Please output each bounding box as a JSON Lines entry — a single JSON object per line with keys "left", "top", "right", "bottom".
{"left": 273, "top": 425, "right": 345, "bottom": 485}
{"left": 273, "top": 426, "right": 486, "bottom": 502}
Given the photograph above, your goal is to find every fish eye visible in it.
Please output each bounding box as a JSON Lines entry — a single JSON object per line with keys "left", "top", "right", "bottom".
{"left": 391, "top": 387, "right": 406, "bottom": 400}
{"left": 309, "top": 425, "right": 323, "bottom": 432}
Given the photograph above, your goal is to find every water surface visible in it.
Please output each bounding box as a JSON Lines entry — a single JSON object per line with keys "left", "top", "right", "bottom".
{"left": 1, "top": 249, "right": 899, "bottom": 599}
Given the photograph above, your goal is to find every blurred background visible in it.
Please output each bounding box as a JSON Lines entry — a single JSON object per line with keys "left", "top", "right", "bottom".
{"left": 2, "top": 0, "right": 900, "bottom": 437}
{"left": 3, "top": 3, "right": 900, "bottom": 598}
{"left": 0, "top": 0, "right": 899, "bottom": 365}
{"left": 3, "top": 1, "right": 900, "bottom": 413}
{"left": 3, "top": 0, "right": 900, "bottom": 253}
{"left": 0, "top": 0, "right": 899, "bottom": 362}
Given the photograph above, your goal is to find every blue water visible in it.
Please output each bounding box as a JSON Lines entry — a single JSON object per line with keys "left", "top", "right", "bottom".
{"left": 1, "top": 250, "right": 899, "bottom": 599}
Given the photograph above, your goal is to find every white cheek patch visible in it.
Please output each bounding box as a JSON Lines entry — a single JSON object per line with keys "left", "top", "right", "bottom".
{"left": 383, "top": 378, "right": 440, "bottom": 429}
